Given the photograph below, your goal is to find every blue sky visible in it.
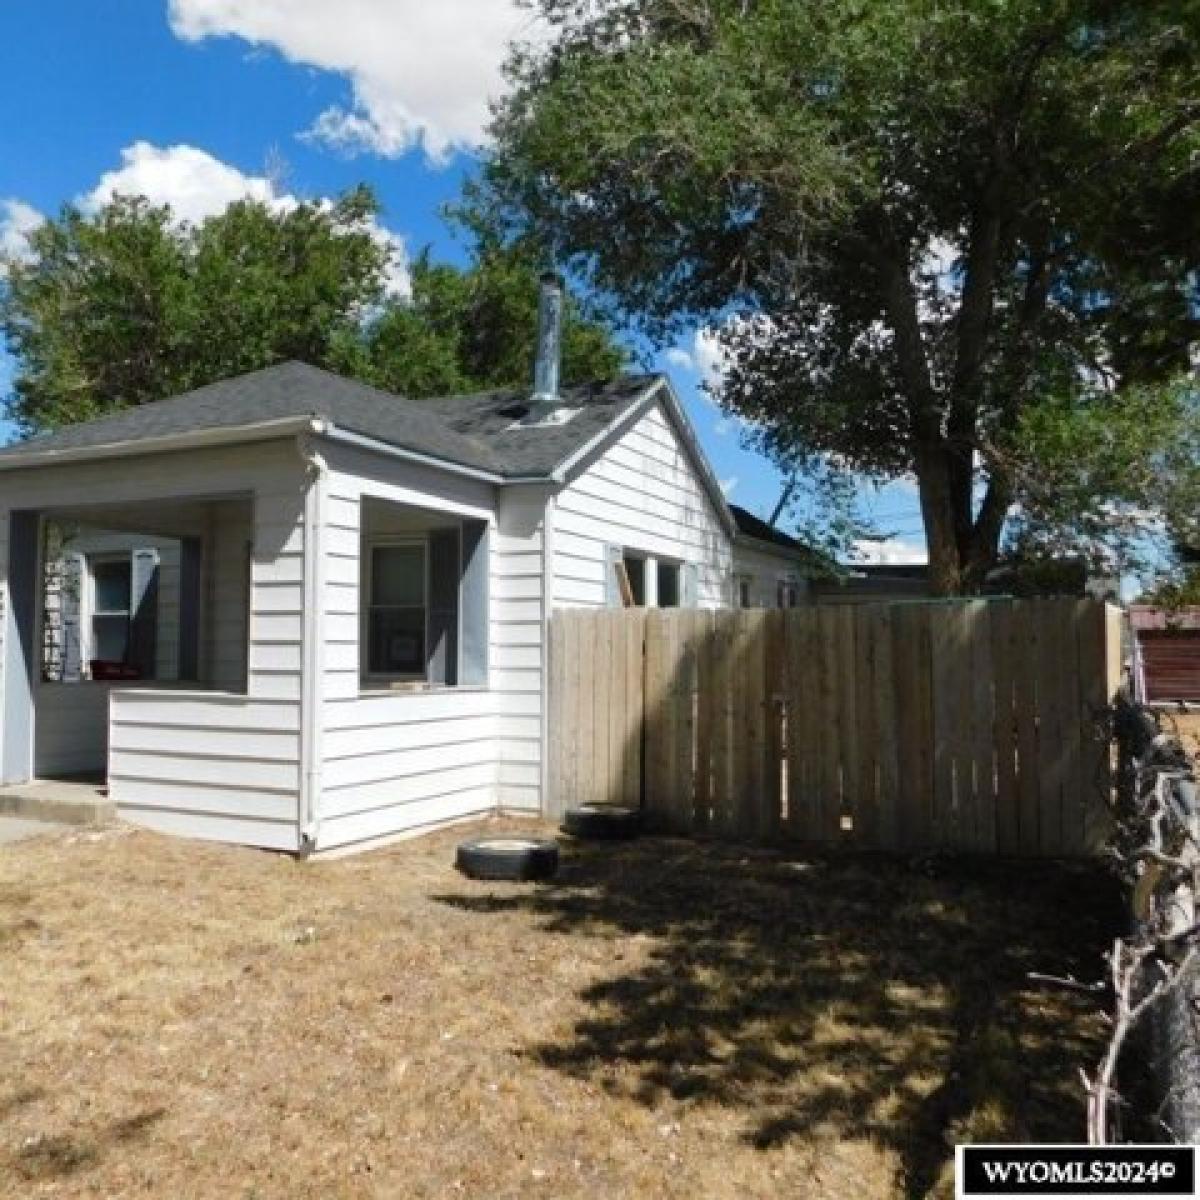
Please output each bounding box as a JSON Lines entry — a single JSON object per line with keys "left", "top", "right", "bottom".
{"left": 0, "top": 1, "right": 925, "bottom": 561}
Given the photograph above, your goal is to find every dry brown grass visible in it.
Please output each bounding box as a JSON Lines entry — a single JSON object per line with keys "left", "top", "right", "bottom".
{"left": 0, "top": 819, "right": 1120, "bottom": 1199}
{"left": 1160, "top": 711, "right": 1200, "bottom": 762}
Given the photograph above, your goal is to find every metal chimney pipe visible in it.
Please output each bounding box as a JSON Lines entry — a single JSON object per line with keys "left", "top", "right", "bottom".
{"left": 533, "top": 272, "right": 563, "bottom": 401}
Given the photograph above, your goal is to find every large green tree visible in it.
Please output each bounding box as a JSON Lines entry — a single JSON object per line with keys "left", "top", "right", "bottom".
{"left": 340, "top": 241, "right": 624, "bottom": 398}
{"left": 474, "top": 0, "right": 1200, "bottom": 592}
{"left": 1, "top": 187, "right": 623, "bottom": 435}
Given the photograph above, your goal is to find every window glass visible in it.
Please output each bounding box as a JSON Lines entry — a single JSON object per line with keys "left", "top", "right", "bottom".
{"left": 623, "top": 553, "right": 646, "bottom": 606}
{"left": 367, "top": 542, "right": 427, "bottom": 678}
{"left": 92, "top": 558, "right": 132, "bottom": 666}
{"left": 371, "top": 545, "right": 424, "bottom": 607}
{"left": 368, "top": 608, "right": 426, "bottom": 676}
{"left": 94, "top": 560, "right": 131, "bottom": 614}
{"left": 657, "top": 561, "right": 681, "bottom": 608}
{"left": 738, "top": 577, "right": 752, "bottom": 608}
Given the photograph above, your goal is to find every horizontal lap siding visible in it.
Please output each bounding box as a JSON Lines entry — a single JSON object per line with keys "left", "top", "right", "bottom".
{"left": 35, "top": 683, "right": 116, "bottom": 776}
{"left": 314, "top": 452, "right": 504, "bottom": 850}
{"left": 204, "top": 501, "right": 252, "bottom": 693}
{"left": 57, "top": 440, "right": 309, "bottom": 849}
{"left": 492, "top": 488, "right": 547, "bottom": 811}
{"left": 109, "top": 690, "right": 302, "bottom": 844}
{"left": 731, "top": 542, "right": 809, "bottom": 609}
{"left": 552, "top": 403, "right": 731, "bottom": 609}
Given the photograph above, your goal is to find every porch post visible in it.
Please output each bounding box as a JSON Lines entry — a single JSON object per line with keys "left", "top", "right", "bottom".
{"left": 2, "top": 511, "right": 40, "bottom": 784}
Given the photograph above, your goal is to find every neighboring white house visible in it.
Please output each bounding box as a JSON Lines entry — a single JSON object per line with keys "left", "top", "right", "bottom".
{"left": 728, "top": 503, "right": 822, "bottom": 609}
{"left": 0, "top": 305, "right": 811, "bottom": 853}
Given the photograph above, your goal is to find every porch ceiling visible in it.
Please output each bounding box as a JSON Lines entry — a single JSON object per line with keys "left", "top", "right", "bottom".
{"left": 42, "top": 493, "right": 252, "bottom": 540}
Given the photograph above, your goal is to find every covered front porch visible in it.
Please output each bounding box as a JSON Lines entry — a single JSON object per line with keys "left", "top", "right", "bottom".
{"left": 0, "top": 437, "right": 311, "bottom": 849}
{"left": 34, "top": 494, "right": 254, "bottom": 781}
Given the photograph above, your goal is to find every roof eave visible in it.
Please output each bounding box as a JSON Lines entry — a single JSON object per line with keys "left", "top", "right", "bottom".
{"left": 0, "top": 414, "right": 322, "bottom": 472}
{"left": 316, "top": 423, "right": 548, "bottom": 486}
{"left": 734, "top": 531, "right": 818, "bottom": 564}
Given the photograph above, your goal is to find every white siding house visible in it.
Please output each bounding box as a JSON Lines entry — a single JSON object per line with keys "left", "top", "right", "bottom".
{"left": 727, "top": 504, "right": 821, "bottom": 610}
{"left": 0, "top": 343, "right": 815, "bottom": 854}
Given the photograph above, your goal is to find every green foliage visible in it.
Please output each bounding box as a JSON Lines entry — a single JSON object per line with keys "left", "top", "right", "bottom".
{"left": 1, "top": 188, "right": 624, "bottom": 434}
{"left": 1140, "top": 567, "right": 1200, "bottom": 609}
{"left": 1006, "top": 381, "right": 1200, "bottom": 569}
{"left": 349, "top": 245, "right": 624, "bottom": 398}
{"left": 2, "top": 189, "right": 389, "bottom": 434}
{"left": 476, "top": 0, "right": 1200, "bottom": 591}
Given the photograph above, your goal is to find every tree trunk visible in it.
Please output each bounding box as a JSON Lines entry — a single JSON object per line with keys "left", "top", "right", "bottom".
{"left": 917, "top": 450, "right": 965, "bottom": 595}
{"left": 915, "top": 446, "right": 1008, "bottom": 596}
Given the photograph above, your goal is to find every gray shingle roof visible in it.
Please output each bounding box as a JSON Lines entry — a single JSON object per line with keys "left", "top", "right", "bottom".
{"left": 729, "top": 503, "right": 803, "bottom": 549}
{"left": 729, "top": 502, "right": 835, "bottom": 571}
{"left": 0, "top": 361, "right": 662, "bottom": 479}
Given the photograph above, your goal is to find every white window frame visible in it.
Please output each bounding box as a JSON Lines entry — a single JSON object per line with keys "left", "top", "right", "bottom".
{"left": 361, "top": 536, "right": 430, "bottom": 687}
{"left": 87, "top": 553, "right": 133, "bottom": 667}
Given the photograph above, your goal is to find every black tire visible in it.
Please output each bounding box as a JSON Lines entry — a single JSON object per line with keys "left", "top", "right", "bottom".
{"left": 561, "top": 804, "right": 642, "bottom": 840}
{"left": 455, "top": 836, "right": 559, "bottom": 882}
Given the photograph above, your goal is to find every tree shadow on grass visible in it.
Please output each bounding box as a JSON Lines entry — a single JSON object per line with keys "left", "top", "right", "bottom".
{"left": 437, "top": 837, "right": 1122, "bottom": 1198}
{"left": 8, "top": 1107, "right": 166, "bottom": 1184}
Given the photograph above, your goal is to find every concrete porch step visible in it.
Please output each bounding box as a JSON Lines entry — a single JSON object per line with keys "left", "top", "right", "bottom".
{"left": 0, "top": 780, "right": 115, "bottom": 825}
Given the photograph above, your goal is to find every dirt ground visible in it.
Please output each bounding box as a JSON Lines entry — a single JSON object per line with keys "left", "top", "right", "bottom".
{"left": 0, "top": 819, "right": 1120, "bottom": 1199}
{"left": 1159, "top": 710, "right": 1200, "bottom": 761}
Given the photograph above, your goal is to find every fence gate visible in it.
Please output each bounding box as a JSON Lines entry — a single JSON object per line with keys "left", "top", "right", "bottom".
{"left": 547, "top": 599, "right": 1123, "bottom": 857}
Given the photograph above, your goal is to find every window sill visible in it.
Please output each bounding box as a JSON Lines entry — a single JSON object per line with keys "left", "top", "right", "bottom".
{"left": 358, "top": 682, "right": 491, "bottom": 698}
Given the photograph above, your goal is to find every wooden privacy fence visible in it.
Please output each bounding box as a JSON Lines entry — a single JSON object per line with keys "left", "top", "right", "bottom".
{"left": 547, "top": 599, "right": 1124, "bottom": 857}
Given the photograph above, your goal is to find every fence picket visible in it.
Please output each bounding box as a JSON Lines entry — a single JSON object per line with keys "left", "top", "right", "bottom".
{"left": 873, "top": 604, "right": 900, "bottom": 849}
{"left": 969, "top": 601, "right": 997, "bottom": 853}
{"left": 854, "top": 606, "right": 880, "bottom": 846}
{"left": 548, "top": 598, "right": 1121, "bottom": 857}
{"left": 991, "top": 602, "right": 1019, "bottom": 854}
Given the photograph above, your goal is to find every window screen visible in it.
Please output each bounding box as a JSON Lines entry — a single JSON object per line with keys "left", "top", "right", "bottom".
{"left": 367, "top": 543, "right": 426, "bottom": 677}
{"left": 657, "top": 561, "right": 681, "bottom": 608}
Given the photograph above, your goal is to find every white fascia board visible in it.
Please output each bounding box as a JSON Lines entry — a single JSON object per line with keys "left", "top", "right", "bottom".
{"left": 0, "top": 415, "right": 319, "bottom": 471}
{"left": 316, "top": 424, "right": 549, "bottom": 487}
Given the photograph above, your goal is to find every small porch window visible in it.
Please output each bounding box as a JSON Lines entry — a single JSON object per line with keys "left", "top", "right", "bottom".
{"left": 90, "top": 557, "right": 133, "bottom": 662}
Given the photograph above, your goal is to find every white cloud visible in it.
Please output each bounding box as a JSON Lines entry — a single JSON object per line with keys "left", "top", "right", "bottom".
{"left": 719, "top": 475, "right": 739, "bottom": 496}
{"left": 79, "top": 141, "right": 409, "bottom": 297}
{"left": 168, "top": 0, "right": 529, "bottom": 161}
{"left": 82, "top": 141, "right": 278, "bottom": 225}
{"left": 0, "top": 199, "right": 43, "bottom": 272}
{"left": 850, "top": 537, "right": 928, "bottom": 566}
{"left": 664, "top": 327, "right": 730, "bottom": 401}
{"left": 692, "top": 327, "right": 727, "bottom": 387}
